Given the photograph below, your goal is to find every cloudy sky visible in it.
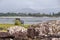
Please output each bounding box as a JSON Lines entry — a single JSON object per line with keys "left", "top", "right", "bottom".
{"left": 0, "top": 0, "right": 60, "bottom": 13}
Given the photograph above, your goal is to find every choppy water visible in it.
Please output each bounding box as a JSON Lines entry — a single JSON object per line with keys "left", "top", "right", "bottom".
{"left": 0, "top": 17, "right": 60, "bottom": 24}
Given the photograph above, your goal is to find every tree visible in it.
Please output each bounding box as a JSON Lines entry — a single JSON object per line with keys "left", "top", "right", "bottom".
{"left": 14, "top": 18, "right": 22, "bottom": 26}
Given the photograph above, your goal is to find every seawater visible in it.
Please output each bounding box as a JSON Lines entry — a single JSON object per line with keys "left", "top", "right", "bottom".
{"left": 0, "top": 17, "right": 60, "bottom": 24}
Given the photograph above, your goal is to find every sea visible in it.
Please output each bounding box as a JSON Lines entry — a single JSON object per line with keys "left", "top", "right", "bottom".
{"left": 0, "top": 17, "right": 60, "bottom": 24}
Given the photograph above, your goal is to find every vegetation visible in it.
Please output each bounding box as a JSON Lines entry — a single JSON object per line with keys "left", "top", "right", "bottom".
{"left": 0, "top": 24, "right": 14, "bottom": 32}
{"left": 0, "top": 18, "right": 30, "bottom": 32}
{"left": 14, "top": 18, "right": 22, "bottom": 26}
{"left": 0, "top": 24, "right": 30, "bottom": 32}
{"left": 23, "top": 24, "right": 30, "bottom": 28}
{"left": 0, "top": 12, "right": 60, "bottom": 17}
{"left": 0, "top": 12, "right": 60, "bottom": 32}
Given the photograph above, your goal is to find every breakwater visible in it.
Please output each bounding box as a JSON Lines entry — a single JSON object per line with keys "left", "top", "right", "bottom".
{"left": 1, "top": 20, "right": 60, "bottom": 40}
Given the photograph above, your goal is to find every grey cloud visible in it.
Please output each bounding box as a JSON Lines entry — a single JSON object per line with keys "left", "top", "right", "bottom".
{"left": 0, "top": 0, "right": 60, "bottom": 12}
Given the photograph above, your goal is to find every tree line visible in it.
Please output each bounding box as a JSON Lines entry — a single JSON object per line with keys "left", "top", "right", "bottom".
{"left": 0, "top": 12, "right": 60, "bottom": 17}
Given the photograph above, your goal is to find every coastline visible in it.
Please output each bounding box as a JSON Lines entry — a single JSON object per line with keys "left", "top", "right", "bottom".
{"left": 0, "top": 16, "right": 59, "bottom": 18}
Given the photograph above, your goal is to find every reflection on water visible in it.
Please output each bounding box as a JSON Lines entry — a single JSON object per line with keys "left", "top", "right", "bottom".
{"left": 0, "top": 17, "right": 60, "bottom": 24}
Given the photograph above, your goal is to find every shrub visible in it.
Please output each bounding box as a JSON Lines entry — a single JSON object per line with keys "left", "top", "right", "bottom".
{"left": 14, "top": 18, "right": 22, "bottom": 26}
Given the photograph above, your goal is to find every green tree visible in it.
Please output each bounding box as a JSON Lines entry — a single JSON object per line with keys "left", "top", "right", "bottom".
{"left": 14, "top": 18, "right": 22, "bottom": 26}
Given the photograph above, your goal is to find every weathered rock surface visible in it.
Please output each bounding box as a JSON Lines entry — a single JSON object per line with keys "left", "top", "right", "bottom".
{"left": 7, "top": 26, "right": 28, "bottom": 40}
{"left": 28, "top": 20, "right": 60, "bottom": 40}
{"left": 7, "top": 26, "right": 27, "bottom": 35}
{"left": 7, "top": 20, "right": 60, "bottom": 40}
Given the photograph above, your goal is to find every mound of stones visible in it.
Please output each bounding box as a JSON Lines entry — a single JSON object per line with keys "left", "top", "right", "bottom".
{"left": 28, "top": 20, "right": 60, "bottom": 40}
{"left": 7, "top": 26, "right": 27, "bottom": 40}
{"left": 7, "top": 26, "right": 27, "bottom": 35}
{"left": 7, "top": 20, "right": 60, "bottom": 40}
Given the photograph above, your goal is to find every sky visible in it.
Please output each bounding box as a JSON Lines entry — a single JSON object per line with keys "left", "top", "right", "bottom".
{"left": 0, "top": 0, "right": 60, "bottom": 13}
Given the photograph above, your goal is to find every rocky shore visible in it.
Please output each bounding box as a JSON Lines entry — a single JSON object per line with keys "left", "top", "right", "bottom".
{"left": 7, "top": 20, "right": 60, "bottom": 40}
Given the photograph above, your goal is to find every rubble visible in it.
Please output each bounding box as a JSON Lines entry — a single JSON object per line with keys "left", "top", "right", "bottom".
{"left": 7, "top": 20, "right": 60, "bottom": 40}
{"left": 7, "top": 26, "right": 27, "bottom": 35}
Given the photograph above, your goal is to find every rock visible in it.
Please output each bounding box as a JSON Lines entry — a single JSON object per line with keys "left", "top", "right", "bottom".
{"left": 27, "top": 27, "right": 35, "bottom": 39}
{"left": 28, "top": 20, "right": 60, "bottom": 40}
{"left": 7, "top": 26, "right": 27, "bottom": 35}
{"left": 13, "top": 31, "right": 28, "bottom": 40}
{"left": 7, "top": 20, "right": 60, "bottom": 40}
{"left": 7, "top": 26, "right": 28, "bottom": 40}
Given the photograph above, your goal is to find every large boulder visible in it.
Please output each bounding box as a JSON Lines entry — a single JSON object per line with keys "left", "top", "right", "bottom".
{"left": 7, "top": 20, "right": 60, "bottom": 40}
{"left": 27, "top": 20, "right": 60, "bottom": 40}
{"left": 7, "top": 26, "right": 27, "bottom": 35}
{"left": 7, "top": 26, "right": 28, "bottom": 40}
{"left": 29, "top": 20, "right": 60, "bottom": 35}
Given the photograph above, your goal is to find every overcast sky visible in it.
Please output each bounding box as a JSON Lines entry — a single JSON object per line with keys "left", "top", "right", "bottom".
{"left": 0, "top": 0, "right": 60, "bottom": 12}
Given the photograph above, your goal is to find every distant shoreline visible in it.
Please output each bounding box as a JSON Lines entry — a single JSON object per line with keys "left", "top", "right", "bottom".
{"left": 0, "top": 16, "right": 59, "bottom": 18}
